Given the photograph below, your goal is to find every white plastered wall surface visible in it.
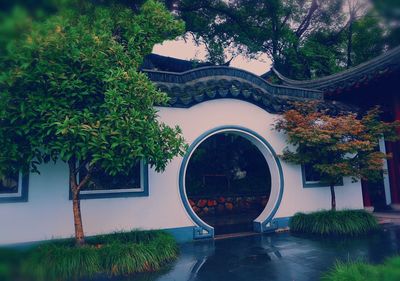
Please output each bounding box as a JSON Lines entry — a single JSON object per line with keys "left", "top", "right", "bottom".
{"left": 0, "top": 99, "right": 363, "bottom": 245}
{"left": 158, "top": 99, "right": 364, "bottom": 219}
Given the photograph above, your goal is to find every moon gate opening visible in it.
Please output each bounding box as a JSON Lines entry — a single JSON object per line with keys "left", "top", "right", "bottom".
{"left": 185, "top": 132, "right": 272, "bottom": 235}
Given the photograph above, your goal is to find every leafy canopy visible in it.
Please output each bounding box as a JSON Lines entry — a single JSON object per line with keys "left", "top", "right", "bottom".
{"left": 274, "top": 102, "right": 399, "bottom": 186}
{"left": 168, "top": 0, "right": 398, "bottom": 79}
{"left": 0, "top": 0, "right": 186, "bottom": 177}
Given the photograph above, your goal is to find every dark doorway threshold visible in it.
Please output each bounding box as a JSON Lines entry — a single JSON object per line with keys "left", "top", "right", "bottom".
{"left": 201, "top": 211, "right": 261, "bottom": 235}
{"left": 214, "top": 231, "right": 260, "bottom": 240}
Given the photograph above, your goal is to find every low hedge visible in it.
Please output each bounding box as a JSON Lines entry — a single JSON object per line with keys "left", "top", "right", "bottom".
{"left": 0, "top": 230, "right": 178, "bottom": 281}
{"left": 289, "top": 209, "right": 379, "bottom": 236}
{"left": 322, "top": 256, "right": 400, "bottom": 281}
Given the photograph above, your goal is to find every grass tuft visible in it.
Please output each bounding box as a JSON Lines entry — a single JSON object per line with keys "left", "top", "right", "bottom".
{"left": 1, "top": 230, "right": 178, "bottom": 281}
{"left": 289, "top": 209, "right": 379, "bottom": 236}
{"left": 0, "top": 248, "right": 22, "bottom": 281}
{"left": 322, "top": 256, "right": 400, "bottom": 281}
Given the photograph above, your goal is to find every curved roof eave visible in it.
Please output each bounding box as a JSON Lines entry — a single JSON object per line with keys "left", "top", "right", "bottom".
{"left": 271, "top": 45, "right": 400, "bottom": 92}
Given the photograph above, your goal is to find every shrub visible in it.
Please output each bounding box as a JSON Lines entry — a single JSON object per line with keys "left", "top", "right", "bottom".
{"left": 322, "top": 256, "right": 400, "bottom": 281}
{"left": 289, "top": 209, "right": 379, "bottom": 236}
{"left": 0, "top": 230, "right": 178, "bottom": 281}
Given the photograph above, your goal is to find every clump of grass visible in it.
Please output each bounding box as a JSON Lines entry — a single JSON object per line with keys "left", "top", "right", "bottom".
{"left": 90, "top": 229, "right": 162, "bottom": 245}
{"left": 22, "top": 243, "right": 102, "bottom": 281}
{"left": 99, "top": 232, "right": 178, "bottom": 276}
{"left": 1, "top": 230, "right": 178, "bottom": 281}
{"left": 0, "top": 248, "right": 22, "bottom": 281}
{"left": 322, "top": 256, "right": 400, "bottom": 281}
{"left": 289, "top": 209, "right": 379, "bottom": 236}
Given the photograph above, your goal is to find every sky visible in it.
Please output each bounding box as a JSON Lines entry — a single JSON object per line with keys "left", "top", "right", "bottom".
{"left": 152, "top": 36, "right": 272, "bottom": 75}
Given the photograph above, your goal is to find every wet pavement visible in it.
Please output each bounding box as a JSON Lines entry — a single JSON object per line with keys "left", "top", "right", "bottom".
{"left": 99, "top": 225, "right": 400, "bottom": 281}
{"left": 374, "top": 211, "right": 400, "bottom": 225}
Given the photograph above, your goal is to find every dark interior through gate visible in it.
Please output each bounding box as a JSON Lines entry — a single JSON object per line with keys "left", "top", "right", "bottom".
{"left": 186, "top": 133, "right": 271, "bottom": 235}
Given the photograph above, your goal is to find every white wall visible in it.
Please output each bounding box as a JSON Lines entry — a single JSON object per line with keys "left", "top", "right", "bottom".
{"left": 157, "top": 99, "right": 363, "bottom": 219}
{"left": 0, "top": 99, "right": 364, "bottom": 245}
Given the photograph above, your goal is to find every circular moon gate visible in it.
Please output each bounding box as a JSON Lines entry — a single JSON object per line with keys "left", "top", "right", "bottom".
{"left": 186, "top": 133, "right": 271, "bottom": 234}
{"left": 179, "top": 126, "right": 284, "bottom": 239}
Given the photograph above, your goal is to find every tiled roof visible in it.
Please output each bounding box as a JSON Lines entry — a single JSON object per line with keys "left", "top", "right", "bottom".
{"left": 271, "top": 45, "right": 400, "bottom": 94}
{"left": 143, "top": 66, "right": 325, "bottom": 114}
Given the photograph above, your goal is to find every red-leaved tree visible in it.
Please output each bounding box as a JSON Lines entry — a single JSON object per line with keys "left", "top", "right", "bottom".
{"left": 274, "top": 102, "right": 399, "bottom": 210}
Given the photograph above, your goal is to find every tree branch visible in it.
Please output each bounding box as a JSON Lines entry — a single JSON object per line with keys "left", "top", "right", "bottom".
{"left": 74, "top": 159, "right": 90, "bottom": 175}
{"left": 295, "top": 0, "right": 319, "bottom": 38}
{"left": 280, "top": 10, "right": 292, "bottom": 30}
{"left": 77, "top": 165, "right": 93, "bottom": 192}
{"left": 69, "top": 157, "right": 93, "bottom": 193}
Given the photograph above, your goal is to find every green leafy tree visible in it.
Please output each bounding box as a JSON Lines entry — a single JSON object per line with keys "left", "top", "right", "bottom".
{"left": 167, "top": 0, "right": 348, "bottom": 78}
{"left": 351, "top": 12, "right": 385, "bottom": 67}
{"left": 372, "top": 0, "right": 400, "bottom": 48}
{"left": 274, "top": 103, "right": 399, "bottom": 210}
{"left": 0, "top": 0, "right": 186, "bottom": 245}
{"left": 165, "top": 0, "right": 398, "bottom": 79}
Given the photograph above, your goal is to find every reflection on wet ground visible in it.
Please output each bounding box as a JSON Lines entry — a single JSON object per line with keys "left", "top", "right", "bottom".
{"left": 95, "top": 225, "right": 400, "bottom": 281}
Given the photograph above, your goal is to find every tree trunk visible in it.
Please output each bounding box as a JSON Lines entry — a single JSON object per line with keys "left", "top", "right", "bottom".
{"left": 271, "top": 19, "right": 278, "bottom": 61}
{"left": 346, "top": 21, "right": 353, "bottom": 69}
{"left": 72, "top": 189, "right": 85, "bottom": 246}
{"left": 69, "top": 159, "right": 91, "bottom": 246}
{"left": 330, "top": 184, "right": 336, "bottom": 211}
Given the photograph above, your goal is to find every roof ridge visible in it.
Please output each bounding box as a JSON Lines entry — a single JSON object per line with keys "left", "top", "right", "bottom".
{"left": 143, "top": 66, "right": 322, "bottom": 99}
